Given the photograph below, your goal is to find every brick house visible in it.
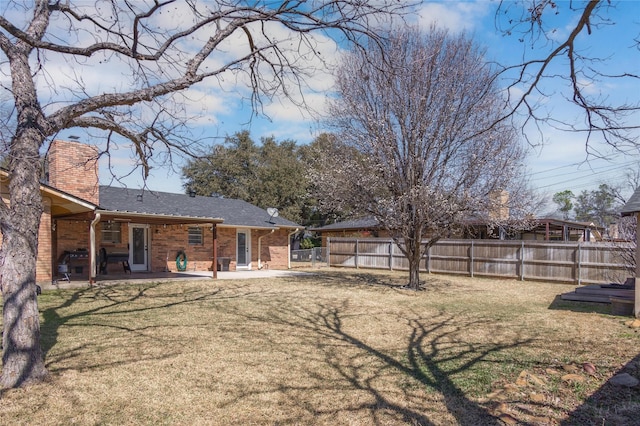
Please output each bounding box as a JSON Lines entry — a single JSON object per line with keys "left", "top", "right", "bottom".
{"left": 0, "top": 139, "right": 300, "bottom": 284}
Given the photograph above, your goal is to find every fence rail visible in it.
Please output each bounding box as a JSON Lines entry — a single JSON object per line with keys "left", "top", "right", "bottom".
{"left": 327, "top": 238, "right": 635, "bottom": 285}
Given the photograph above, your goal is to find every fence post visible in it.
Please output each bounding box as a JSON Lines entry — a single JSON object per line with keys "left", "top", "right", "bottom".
{"left": 355, "top": 239, "right": 359, "bottom": 269}
{"left": 389, "top": 241, "right": 393, "bottom": 270}
{"left": 427, "top": 242, "right": 431, "bottom": 273}
{"left": 469, "top": 240, "right": 474, "bottom": 277}
{"left": 327, "top": 238, "right": 331, "bottom": 267}
{"left": 520, "top": 241, "right": 525, "bottom": 281}
{"left": 576, "top": 243, "right": 582, "bottom": 286}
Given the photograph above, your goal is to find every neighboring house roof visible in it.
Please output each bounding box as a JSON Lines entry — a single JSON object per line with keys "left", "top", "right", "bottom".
{"left": 309, "top": 217, "right": 380, "bottom": 232}
{"left": 309, "top": 215, "right": 603, "bottom": 238}
{"left": 532, "top": 217, "right": 604, "bottom": 230}
{"left": 621, "top": 187, "right": 640, "bottom": 216}
{"left": 99, "top": 186, "right": 300, "bottom": 229}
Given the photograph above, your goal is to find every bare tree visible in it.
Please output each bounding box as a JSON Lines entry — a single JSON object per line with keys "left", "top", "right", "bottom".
{"left": 495, "top": 0, "right": 640, "bottom": 152}
{"left": 0, "top": 0, "right": 412, "bottom": 389}
{"left": 316, "top": 26, "right": 534, "bottom": 290}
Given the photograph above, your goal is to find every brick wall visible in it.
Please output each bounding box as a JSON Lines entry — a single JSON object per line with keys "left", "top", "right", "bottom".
{"left": 217, "top": 228, "right": 237, "bottom": 270}
{"left": 151, "top": 224, "right": 233, "bottom": 272}
{"left": 2, "top": 177, "right": 56, "bottom": 282}
{"left": 149, "top": 226, "right": 291, "bottom": 272}
{"left": 48, "top": 139, "right": 99, "bottom": 204}
{"left": 253, "top": 229, "right": 291, "bottom": 269}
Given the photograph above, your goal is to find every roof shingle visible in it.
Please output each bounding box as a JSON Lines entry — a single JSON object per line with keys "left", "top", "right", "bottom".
{"left": 99, "top": 186, "right": 300, "bottom": 228}
{"left": 621, "top": 187, "right": 640, "bottom": 216}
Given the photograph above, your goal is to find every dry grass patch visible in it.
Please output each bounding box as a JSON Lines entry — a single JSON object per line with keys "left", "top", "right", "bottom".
{"left": 1, "top": 270, "right": 639, "bottom": 425}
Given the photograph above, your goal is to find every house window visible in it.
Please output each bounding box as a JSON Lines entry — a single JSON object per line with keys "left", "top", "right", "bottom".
{"left": 188, "top": 227, "right": 203, "bottom": 245}
{"left": 101, "top": 222, "right": 121, "bottom": 243}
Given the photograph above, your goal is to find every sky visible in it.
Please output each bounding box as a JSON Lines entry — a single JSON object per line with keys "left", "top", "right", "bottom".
{"left": 3, "top": 0, "right": 640, "bottom": 213}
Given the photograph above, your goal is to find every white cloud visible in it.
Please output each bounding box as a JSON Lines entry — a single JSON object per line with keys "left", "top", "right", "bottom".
{"left": 415, "top": 1, "right": 491, "bottom": 33}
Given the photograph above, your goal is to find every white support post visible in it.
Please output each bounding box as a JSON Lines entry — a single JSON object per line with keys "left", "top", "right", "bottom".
{"left": 89, "top": 212, "right": 101, "bottom": 285}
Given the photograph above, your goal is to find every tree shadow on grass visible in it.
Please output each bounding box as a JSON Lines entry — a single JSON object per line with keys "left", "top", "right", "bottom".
{"left": 39, "top": 281, "right": 249, "bottom": 368}
{"left": 36, "top": 277, "right": 535, "bottom": 424}
{"left": 222, "top": 296, "right": 534, "bottom": 425}
{"left": 311, "top": 306, "right": 531, "bottom": 425}
{"left": 561, "top": 353, "right": 640, "bottom": 426}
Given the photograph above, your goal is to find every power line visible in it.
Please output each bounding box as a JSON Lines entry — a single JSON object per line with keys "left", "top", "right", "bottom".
{"left": 535, "top": 164, "right": 636, "bottom": 191}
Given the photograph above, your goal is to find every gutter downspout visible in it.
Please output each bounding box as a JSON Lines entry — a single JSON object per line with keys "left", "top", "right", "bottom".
{"left": 89, "top": 212, "right": 101, "bottom": 285}
{"left": 287, "top": 228, "right": 300, "bottom": 269}
{"left": 258, "top": 229, "right": 275, "bottom": 269}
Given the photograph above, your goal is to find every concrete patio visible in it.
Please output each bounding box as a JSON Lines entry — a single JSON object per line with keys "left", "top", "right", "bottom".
{"left": 40, "top": 269, "right": 315, "bottom": 291}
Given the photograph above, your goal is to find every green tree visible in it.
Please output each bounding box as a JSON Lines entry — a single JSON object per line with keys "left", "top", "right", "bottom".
{"left": 183, "top": 131, "right": 259, "bottom": 202}
{"left": 552, "top": 190, "right": 575, "bottom": 220}
{"left": 253, "top": 137, "right": 308, "bottom": 223}
{"left": 574, "top": 184, "right": 620, "bottom": 227}
{"left": 182, "top": 131, "right": 309, "bottom": 223}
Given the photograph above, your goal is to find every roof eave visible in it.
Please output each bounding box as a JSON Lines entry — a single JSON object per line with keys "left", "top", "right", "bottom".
{"left": 96, "top": 210, "right": 224, "bottom": 224}
{"left": 218, "top": 223, "right": 299, "bottom": 231}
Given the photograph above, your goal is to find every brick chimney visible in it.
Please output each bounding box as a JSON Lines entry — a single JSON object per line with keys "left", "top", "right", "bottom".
{"left": 488, "top": 189, "right": 510, "bottom": 221}
{"left": 47, "top": 139, "right": 99, "bottom": 205}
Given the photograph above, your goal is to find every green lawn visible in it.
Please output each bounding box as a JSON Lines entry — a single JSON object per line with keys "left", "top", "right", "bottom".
{"left": 1, "top": 270, "right": 638, "bottom": 425}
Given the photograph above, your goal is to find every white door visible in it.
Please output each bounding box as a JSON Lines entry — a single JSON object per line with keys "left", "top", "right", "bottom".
{"left": 129, "top": 224, "right": 149, "bottom": 272}
{"left": 236, "top": 229, "right": 251, "bottom": 270}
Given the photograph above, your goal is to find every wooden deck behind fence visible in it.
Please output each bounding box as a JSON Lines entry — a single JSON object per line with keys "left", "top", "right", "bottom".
{"left": 327, "top": 238, "right": 635, "bottom": 285}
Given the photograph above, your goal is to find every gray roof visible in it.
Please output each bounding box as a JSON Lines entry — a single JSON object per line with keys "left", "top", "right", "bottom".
{"left": 99, "top": 186, "right": 300, "bottom": 229}
{"left": 309, "top": 216, "right": 380, "bottom": 232}
{"left": 621, "top": 187, "right": 640, "bottom": 216}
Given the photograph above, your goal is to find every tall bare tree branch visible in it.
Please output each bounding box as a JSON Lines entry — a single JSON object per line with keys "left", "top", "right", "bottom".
{"left": 495, "top": 0, "right": 639, "bottom": 152}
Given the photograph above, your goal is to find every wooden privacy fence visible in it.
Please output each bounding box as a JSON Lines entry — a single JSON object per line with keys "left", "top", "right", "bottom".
{"left": 327, "top": 238, "right": 635, "bottom": 285}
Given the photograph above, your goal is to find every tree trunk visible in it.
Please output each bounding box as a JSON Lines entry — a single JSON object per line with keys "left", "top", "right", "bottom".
{"left": 408, "top": 257, "right": 421, "bottom": 290}
{"left": 0, "top": 21, "right": 51, "bottom": 387}
{"left": 406, "top": 237, "right": 422, "bottom": 290}
{"left": 0, "top": 130, "right": 48, "bottom": 388}
{"left": 0, "top": 147, "right": 48, "bottom": 387}
{"left": 0, "top": 231, "right": 48, "bottom": 388}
